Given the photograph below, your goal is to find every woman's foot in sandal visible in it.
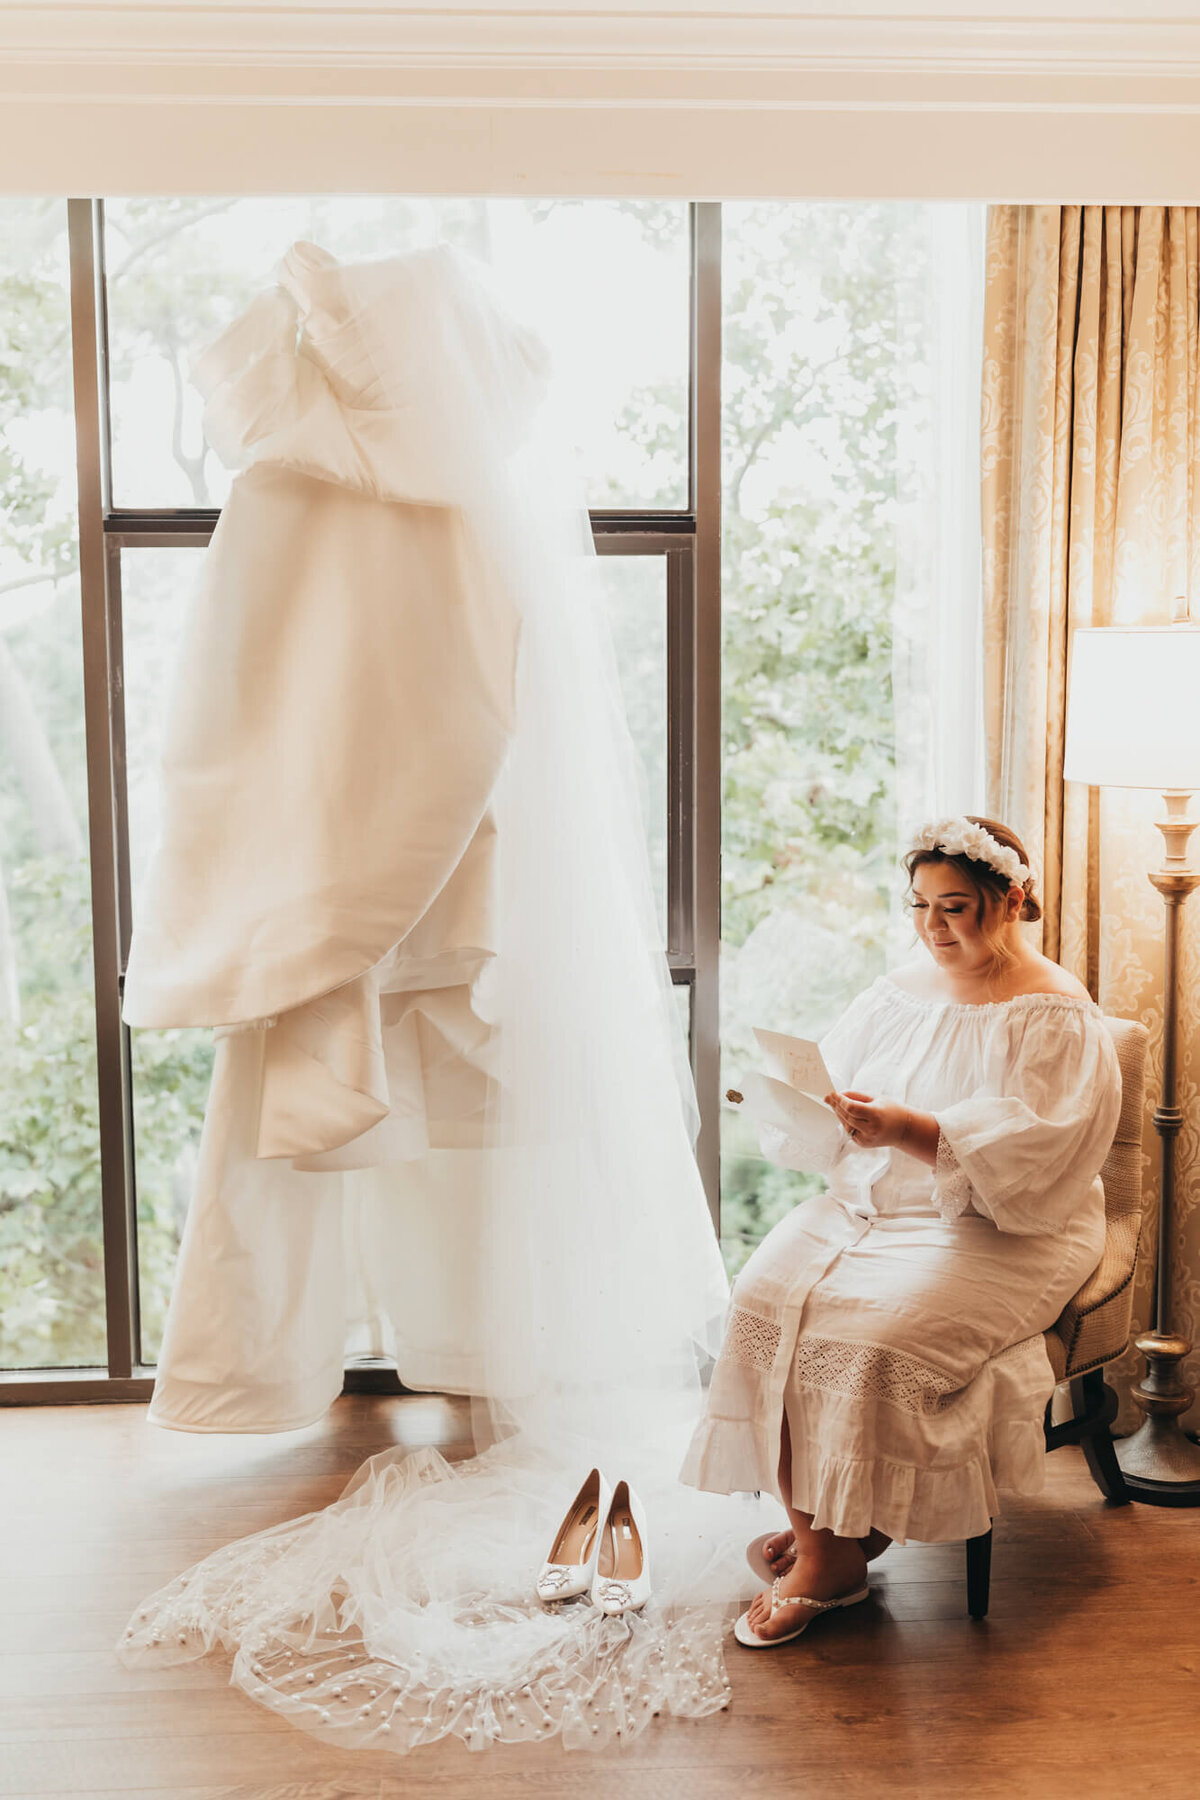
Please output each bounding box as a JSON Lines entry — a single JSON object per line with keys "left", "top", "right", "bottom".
{"left": 743, "top": 1539, "right": 868, "bottom": 1642}
{"left": 751, "top": 1525, "right": 888, "bottom": 1583}
{"left": 735, "top": 1569, "right": 870, "bottom": 1648}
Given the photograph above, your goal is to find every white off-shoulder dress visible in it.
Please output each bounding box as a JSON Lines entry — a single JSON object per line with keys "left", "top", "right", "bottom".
{"left": 680, "top": 977, "right": 1123, "bottom": 1543}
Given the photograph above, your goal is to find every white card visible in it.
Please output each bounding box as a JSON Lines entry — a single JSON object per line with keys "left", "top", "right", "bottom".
{"left": 734, "top": 1072, "right": 844, "bottom": 1175}
{"left": 752, "top": 1028, "right": 836, "bottom": 1103}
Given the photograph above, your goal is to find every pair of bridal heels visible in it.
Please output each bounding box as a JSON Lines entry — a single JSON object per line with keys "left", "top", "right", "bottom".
{"left": 536, "top": 1467, "right": 651, "bottom": 1616}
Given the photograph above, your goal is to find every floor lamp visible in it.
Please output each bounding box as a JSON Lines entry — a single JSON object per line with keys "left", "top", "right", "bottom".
{"left": 1064, "top": 619, "right": 1200, "bottom": 1505}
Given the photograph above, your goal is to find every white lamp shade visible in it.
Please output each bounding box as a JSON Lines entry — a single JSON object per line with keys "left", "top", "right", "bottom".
{"left": 1063, "top": 624, "right": 1200, "bottom": 790}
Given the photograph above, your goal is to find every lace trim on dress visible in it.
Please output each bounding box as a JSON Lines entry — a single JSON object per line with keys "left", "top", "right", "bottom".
{"left": 792, "top": 1335, "right": 963, "bottom": 1416}
{"left": 992, "top": 1333, "right": 1045, "bottom": 1365}
{"left": 724, "top": 1307, "right": 782, "bottom": 1372}
{"left": 933, "top": 1131, "right": 975, "bottom": 1222}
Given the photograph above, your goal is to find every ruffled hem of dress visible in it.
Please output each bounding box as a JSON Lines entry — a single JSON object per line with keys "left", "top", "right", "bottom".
{"left": 789, "top": 1417, "right": 1046, "bottom": 1544}
{"left": 678, "top": 1416, "right": 767, "bottom": 1499}
{"left": 679, "top": 1414, "right": 1046, "bottom": 1546}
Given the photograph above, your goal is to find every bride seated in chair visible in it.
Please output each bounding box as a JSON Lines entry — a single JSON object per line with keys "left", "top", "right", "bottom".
{"left": 681, "top": 816, "right": 1122, "bottom": 1648}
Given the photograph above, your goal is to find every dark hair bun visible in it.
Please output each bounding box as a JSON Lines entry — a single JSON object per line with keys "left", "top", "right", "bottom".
{"left": 1020, "top": 887, "right": 1042, "bottom": 923}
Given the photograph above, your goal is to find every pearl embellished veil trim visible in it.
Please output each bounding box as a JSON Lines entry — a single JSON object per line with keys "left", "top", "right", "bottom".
{"left": 912, "top": 818, "right": 1031, "bottom": 889}
{"left": 116, "top": 1442, "right": 736, "bottom": 1754}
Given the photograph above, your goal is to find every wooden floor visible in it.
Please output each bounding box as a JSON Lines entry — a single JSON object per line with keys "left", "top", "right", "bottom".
{"left": 2, "top": 1394, "right": 1197, "bottom": 1800}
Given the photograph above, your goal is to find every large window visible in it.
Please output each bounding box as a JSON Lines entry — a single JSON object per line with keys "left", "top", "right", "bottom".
{"left": 104, "top": 199, "right": 689, "bottom": 512}
{"left": 0, "top": 199, "right": 981, "bottom": 1397}
{"left": 0, "top": 204, "right": 105, "bottom": 1369}
{"left": 718, "top": 203, "right": 982, "bottom": 1271}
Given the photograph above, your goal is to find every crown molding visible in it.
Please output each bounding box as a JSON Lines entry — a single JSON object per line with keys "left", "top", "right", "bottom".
{"left": 4, "top": 6, "right": 1200, "bottom": 198}
{"left": 4, "top": 5, "right": 1200, "bottom": 85}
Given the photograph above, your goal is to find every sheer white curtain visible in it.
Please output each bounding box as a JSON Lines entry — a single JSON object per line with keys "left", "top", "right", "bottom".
{"left": 892, "top": 203, "right": 987, "bottom": 847}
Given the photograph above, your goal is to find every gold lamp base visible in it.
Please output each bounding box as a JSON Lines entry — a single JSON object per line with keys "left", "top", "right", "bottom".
{"left": 1113, "top": 797, "right": 1200, "bottom": 1507}
{"left": 1116, "top": 1331, "right": 1200, "bottom": 1505}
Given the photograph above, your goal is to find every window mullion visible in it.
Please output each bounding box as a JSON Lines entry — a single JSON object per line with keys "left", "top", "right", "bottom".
{"left": 67, "top": 198, "right": 140, "bottom": 1380}
{"left": 690, "top": 200, "right": 722, "bottom": 1233}
{"left": 106, "top": 541, "right": 133, "bottom": 974}
{"left": 666, "top": 540, "right": 695, "bottom": 975}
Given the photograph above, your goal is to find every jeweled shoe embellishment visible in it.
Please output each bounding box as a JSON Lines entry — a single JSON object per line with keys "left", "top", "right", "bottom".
{"left": 595, "top": 1578, "right": 634, "bottom": 1610}
{"left": 536, "top": 1565, "right": 576, "bottom": 1596}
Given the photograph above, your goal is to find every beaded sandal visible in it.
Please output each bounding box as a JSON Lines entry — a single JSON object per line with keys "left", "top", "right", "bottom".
{"left": 733, "top": 1576, "right": 869, "bottom": 1649}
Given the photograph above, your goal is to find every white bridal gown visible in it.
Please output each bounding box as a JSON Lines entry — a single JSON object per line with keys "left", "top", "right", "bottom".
{"left": 682, "top": 977, "right": 1122, "bottom": 1542}
{"left": 117, "top": 242, "right": 760, "bottom": 1753}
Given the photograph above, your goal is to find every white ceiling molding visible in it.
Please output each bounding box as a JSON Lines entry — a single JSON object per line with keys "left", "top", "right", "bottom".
{"left": 1, "top": 4, "right": 1199, "bottom": 197}
{"left": 5, "top": 4, "right": 1200, "bottom": 77}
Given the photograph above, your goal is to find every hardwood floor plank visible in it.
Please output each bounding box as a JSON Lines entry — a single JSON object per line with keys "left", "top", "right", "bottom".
{"left": 8, "top": 1770, "right": 1199, "bottom": 1800}
{"left": 0, "top": 1689, "right": 294, "bottom": 1744}
{"left": 0, "top": 1652, "right": 233, "bottom": 1698}
{"left": 3, "top": 1792, "right": 232, "bottom": 1800}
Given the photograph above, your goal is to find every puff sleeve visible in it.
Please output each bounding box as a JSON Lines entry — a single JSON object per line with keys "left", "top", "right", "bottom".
{"left": 931, "top": 1001, "right": 1122, "bottom": 1235}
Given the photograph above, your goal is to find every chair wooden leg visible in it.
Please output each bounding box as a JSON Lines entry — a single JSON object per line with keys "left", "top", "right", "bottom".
{"left": 965, "top": 1527, "right": 992, "bottom": 1620}
{"left": 1045, "top": 1368, "right": 1132, "bottom": 1504}
{"left": 1076, "top": 1368, "right": 1131, "bottom": 1505}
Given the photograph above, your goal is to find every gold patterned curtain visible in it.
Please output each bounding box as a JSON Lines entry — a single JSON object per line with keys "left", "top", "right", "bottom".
{"left": 982, "top": 205, "right": 1200, "bottom": 1430}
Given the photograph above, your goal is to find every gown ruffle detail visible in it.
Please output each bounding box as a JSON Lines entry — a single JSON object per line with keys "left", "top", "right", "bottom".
{"left": 121, "top": 245, "right": 539, "bottom": 1170}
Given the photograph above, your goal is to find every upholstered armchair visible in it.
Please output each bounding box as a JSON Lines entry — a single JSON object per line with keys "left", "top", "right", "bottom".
{"left": 965, "top": 1015, "right": 1150, "bottom": 1618}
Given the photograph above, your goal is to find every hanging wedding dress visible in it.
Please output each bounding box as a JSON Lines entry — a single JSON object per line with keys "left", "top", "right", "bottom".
{"left": 117, "top": 242, "right": 763, "bottom": 1750}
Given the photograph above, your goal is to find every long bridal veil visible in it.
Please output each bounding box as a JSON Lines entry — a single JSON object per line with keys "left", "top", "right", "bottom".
{"left": 116, "top": 242, "right": 768, "bottom": 1752}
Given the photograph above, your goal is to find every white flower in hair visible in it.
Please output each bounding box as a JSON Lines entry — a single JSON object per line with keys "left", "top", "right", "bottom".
{"left": 914, "top": 818, "right": 1031, "bottom": 888}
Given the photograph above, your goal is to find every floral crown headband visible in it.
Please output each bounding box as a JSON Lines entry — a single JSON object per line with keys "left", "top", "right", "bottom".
{"left": 912, "top": 818, "right": 1031, "bottom": 889}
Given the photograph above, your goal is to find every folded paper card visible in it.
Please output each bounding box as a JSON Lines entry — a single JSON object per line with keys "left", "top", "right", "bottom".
{"left": 752, "top": 1028, "right": 835, "bottom": 1102}
{"left": 727, "top": 1029, "right": 845, "bottom": 1175}
{"left": 736, "top": 1072, "right": 843, "bottom": 1170}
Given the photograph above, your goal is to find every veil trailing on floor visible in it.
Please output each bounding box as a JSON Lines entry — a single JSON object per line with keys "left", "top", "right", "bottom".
{"left": 117, "top": 242, "right": 768, "bottom": 1751}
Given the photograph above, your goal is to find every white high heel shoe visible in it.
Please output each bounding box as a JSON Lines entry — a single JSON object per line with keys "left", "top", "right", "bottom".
{"left": 591, "top": 1479, "right": 651, "bottom": 1616}
{"left": 536, "top": 1467, "right": 611, "bottom": 1603}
